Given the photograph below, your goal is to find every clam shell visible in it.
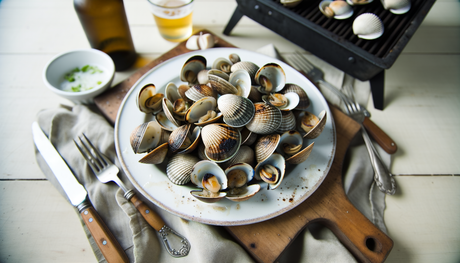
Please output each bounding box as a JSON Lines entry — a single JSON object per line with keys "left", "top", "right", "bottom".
{"left": 276, "top": 111, "right": 297, "bottom": 134}
{"left": 185, "top": 84, "right": 217, "bottom": 102}
{"left": 161, "top": 97, "right": 181, "bottom": 127}
{"left": 262, "top": 92, "right": 299, "bottom": 111}
{"left": 231, "top": 61, "right": 260, "bottom": 84}
{"left": 190, "top": 190, "right": 227, "bottom": 203}
{"left": 297, "top": 110, "right": 328, "bottom": 139}
{"left": 220, "top": 145, "right": 255, "bottom": 169}
{"left": 255, "top": 63, "right": 286, "bottom": 94}
{"left": 346, "top": 0, "right": 373, "bottom": 5}
{"left": 276, "top": 130, "right": 315, "bottom": 164}
{"left": 155, "top": 111, "right": 179, "bottom": 131}
{"left": 130, "top": 121, "right": 169, "bottom": 154}
{"left": 164, "top": 82, "right": 182, "bottom": 103}
{"left": 190, "top": 160, "right": 228, "bottom": 189}
{"left": 319, "top": 0, "right": 353, "bottom": 19}
{"left": 240, "top": 127, "right": 258, "bottom": 146}
{"left": 225, "top": 162, "right": 255, "bottom": 187}
{"left": 180, "top": 55, "right": 207, "bottom": 85}
{"left": 138, "top": 142, "right": 169, "bottom": 165}
{"left": 254, "top": 153, "right": 286, "bottom": 190}
{"left": 229, "top": 69, "right": 252, "bottom": 98}
{"left": 212, "top": 57, "right": 233, "bottom": 73}
{"left": 185, "top": 96, "right": 217, "bottom": 124}
{"left": 246, "top": 102, "right": 282, "bottom": 135}
{"left": 166, "top": 153, "right": 200, "bottom": 185}
{"left": 281, "top": 0, "right": 303, "bottom": 7}
{"left": 229, "top": 53, "right": 241, "bottom": 64}
{"left": 136, "top": 84, "right": 164, "bottom": 114}
{"left": 168, "top": 124, "right": 192, "bottom": 153}
{"left": 281, "top": 83, "right": 310, "bottom": 110}
{"left": 208, "top": 70, "right": 238, "bottom": 95}
{"left": 352, "top": 13, "right": 384, "bottom": 40}
{"left": 225, "top": 184, "right": 261, "bottom": 202}
{"left": 201, "top": 123, "right": 241, "bottom": 163}
{"left": 254, "top": 134, "right": 281, "bottom": 163}
{"left": 218, "top": 94, "right": 255, "bottom": 128}
{"left": 382, "top": 0, "right": 411, "bottom": 14}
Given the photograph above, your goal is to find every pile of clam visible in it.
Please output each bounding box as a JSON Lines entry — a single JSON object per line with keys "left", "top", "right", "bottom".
{"left": 129, "top": 53, "right": 327, "bottom": 203}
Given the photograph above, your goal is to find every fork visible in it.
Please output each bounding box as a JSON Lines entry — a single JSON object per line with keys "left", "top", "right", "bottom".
{"left": 74, "top": 134, "right": 191, "bottom": 257}
{"left": 288, "top": 51, "right": 397, "bottom": 154}
{"left": 341, "top": 81, "right": 396, "bottom": 195}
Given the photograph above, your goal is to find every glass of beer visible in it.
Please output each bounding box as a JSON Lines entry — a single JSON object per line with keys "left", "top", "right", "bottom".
{"left": 147, "top": 0, "right": 194, "bottom": 42}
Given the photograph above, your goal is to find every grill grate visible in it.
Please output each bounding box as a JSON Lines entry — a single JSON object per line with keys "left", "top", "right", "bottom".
{"left": 275, "top": 0, "right": 426, "bottom": 59}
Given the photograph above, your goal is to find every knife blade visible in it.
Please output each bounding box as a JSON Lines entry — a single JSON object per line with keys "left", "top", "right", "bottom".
{"left": 32, "top": 122, "right": 129, "bottom": 263}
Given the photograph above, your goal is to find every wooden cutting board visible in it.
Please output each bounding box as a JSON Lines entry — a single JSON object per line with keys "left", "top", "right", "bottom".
{"left": 94, "top": 30, "right": 393, "bottom": 263}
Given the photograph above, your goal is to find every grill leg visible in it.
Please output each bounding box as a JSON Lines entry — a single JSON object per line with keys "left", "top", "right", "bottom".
{"left": 223, "top": 7, "right": 244, "bottom": 36}
{"left": 370, "top": 70, "right": 385, "bottom": 110}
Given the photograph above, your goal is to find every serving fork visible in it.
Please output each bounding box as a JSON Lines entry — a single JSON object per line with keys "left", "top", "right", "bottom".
{"left": 288, "top": 51, "right": 397, "bottom": 154}
{"left": 74, "top": 134, "right": 191, "bottom": 257}
{"left": 342, "top": 78, "right": 396, "bottom": 195}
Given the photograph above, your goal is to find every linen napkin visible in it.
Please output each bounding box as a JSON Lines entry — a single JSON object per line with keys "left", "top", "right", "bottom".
{"left": 34, "top": 46, "right": 391, "bottom": 263}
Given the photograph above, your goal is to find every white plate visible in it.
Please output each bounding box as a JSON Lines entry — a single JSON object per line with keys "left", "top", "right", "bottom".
{"left": 115, "top": 48, "right": 336, "bottom": 226}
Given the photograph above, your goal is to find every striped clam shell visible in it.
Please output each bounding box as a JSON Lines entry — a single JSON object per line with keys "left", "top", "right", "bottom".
{"left": 276, "top": 111, "right": 297, "bottom": 134}
{"left": 138, "top": 142, "right": 169, "bottom": 165}
{"left": 201, "top": 123, "right": 241, "bottom": 163}
{"left": 255, "top": 63, "right": 286, "bottom": 94}
{"left": 185, "top": 84, "right": 217, "bottom": 102}
{"left": 180, "top": 55, "right": 206, "bottom": 85}
{"left": 246, "top": 102, "right": 282, "bottom": 135}
{"left": 218, "top": 94, "right": 255, "bottom": 128}
{"left": 208, "top": 70, "right": 238, "bottom": 95}
{"left": 352, "top": 13, "right": 384, "bottom": 40}
{"left": 220, "top": 145, "right": 255, "bottom": 169}
{"left": 254, "top": 134, "right": 281, "bottom": 163}
{"left": 231, "top": 61, "right": 260, "bottom": 84}
{"left": 281, "top": 83, "right": 310, "bottom": 110}
{"left": 129, "top": 120, "right": 169, "bottom": 154}
{"left": 166, "top": 153, "right": 200, "bottom": 185}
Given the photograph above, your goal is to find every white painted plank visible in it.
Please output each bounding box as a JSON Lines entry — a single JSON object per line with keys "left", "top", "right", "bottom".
{"left": 385, "top": 176, "right": 460, "bottom": 263}
{"left": 0, "top": 181, "right": 96, "bottom": 263}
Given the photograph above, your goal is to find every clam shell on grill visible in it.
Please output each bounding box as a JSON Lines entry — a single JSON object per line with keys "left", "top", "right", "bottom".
{"left": 281, "top": 83, "right": 310, "bottom": 110}
{"left": 130, "top": 120, "right": 170, "bottom": 154}
{"left": 352, "top": 13, "right": 384, "bottom": 40}
{"left": 246, "top": 102, "right": 282, "bottom": 135}
{"left": 201, "top": 123, "right": 241, "bottom": 163}
{"left": 319, "top": 0, "right": 353, "bottom": 19}
{"left": 281, "top": 0, "right": 304, "bottom": 7}
{"left": 254, "top": 153, "right": 286, "bottom": 190}
{"left": 276, "top": 130, "right": 315, "bottom": 164}
{"left": 166, "top": 153, "right": 200, "bottom": 185}
{"left": 180, "top": 55, "right": 207, "bottom": 85}
{"left": 297, "top": 110, "right": 327, "bottom": 139}
{"left": 136, "top": 84, "right": 164, "bottom": 114}
{"left": 381, "top": 0, "right": 411, "bottom": 14}
{"left": 255, "top": 63, "right": 286, "bottom": 94}
{"left": 218, "top": 94, "right": 255, "bottom": 128}
{"left": 346, "top": 0, "right": 373, "bottom": 5}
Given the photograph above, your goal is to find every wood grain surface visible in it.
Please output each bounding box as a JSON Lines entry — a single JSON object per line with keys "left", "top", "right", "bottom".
{"left": 94, "top": 30, "right": 393, "bottom": 263}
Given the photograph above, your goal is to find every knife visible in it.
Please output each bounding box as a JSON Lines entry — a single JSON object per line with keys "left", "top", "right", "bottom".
{"left": 32, "top": 122, "right": 129, "bottom": 263}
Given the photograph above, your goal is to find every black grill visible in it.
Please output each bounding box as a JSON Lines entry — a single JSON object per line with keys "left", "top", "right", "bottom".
{"left": 223, "top": 0, "right": 435, "bottom": 109}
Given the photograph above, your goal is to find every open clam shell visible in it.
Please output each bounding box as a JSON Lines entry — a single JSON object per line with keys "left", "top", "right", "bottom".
{"left": 212, "top": 57, "right": 233, "bottom": 74}
{"left": 281, "top": 0, "right": 303, "bottom": 7}
{"left": 297, "top": 110, "right": 328, "bottom": 139}
{"left": 164, "top": 82, "right": 182, "bottom": 103}
{"left": 346, "top": 0, "right": 373, "bottom": 5}
{"left": 185, "top": 96, "right": 219, "bottom": 125}
{"left": 255, "top": 63, "right": 286, "bottom": 94}
{"left": 231, "top": 61, "right": 260, "bottom": 85}
{"left": 254, "top": 153, "right": 286, "bottom": 190}
{"left": 161, "top": 97, "right": 181, "bottom": 128}
{"left": 208, "top": 70, "right": 238, "bottom": 95}
{"left": 130, "top": 120, "right": 169, "bottom": 154}
{"left": 168, "top": 124, "right": 200, "bottom": 153}
{"left": 180, "top": 55, "right": 207, "bottom": 85}
{"left": 136, "top": 84, "right": 164, "bottom": 114}
{"left": 155, "top": 111, "right": 179, "bottom": 132}
{"left": 262, "top": 92, "right": 300, "bottom": 111}
{"left": 201, "top": 123, "right": 241, "bottom": 163}
{"left": 319, "top": 0, "right": 353, "bottom": 19}
{"left": 190, "top": 160, "right": 228, "bottom": 203}
{"left": 276, "top": 130, "right": 315, "bottom": 164}
{"left": 218, "top": 94, "right": 255, "bottom": 128}
{"left": 352, "top": 13, "right": 384, "bottom": 40}
{"left": 229, "top": 69, "right": 252, "bottom": 98}
{"left": 225, "top": 163, "right": 260, "bottom": 202}
{"left": 281, "top": 83, "right": 310, "bottom": 110}
{"left": 167, "top": 153, "right": 200, "bottom": 185}
{"left": 138, "top": 142, "right": 169, "bottom": 165}
{"left": 246, "top": 102, "right": 282, "bottom": 135}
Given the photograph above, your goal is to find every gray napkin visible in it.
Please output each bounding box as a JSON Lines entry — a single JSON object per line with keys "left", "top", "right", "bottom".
{"left": 34, "top": 46, "right": 390, "bottom": 263}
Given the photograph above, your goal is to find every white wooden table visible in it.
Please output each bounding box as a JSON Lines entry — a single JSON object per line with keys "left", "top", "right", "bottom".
{"left": 0, "top": 0, "right": 459, "bottom": 262}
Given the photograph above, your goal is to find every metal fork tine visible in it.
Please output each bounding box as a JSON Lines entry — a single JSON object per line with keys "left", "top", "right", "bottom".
{"left": 74, "top": 137, "right": 101, "bottom": 173}
{"left": 81, "top": 134, "right": 112, "bottom": 166}
{"left": 294, "top": 51, "right": 315, "bottom": 69}
{"left": 290, "top": 53, "right": 313, "bottom": 72}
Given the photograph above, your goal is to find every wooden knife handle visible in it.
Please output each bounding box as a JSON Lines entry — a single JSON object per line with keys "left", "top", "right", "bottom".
{"left": 362, "top": 117, "right": 397, "bottom": 154}
{"left": 130, "top": 194, "right": 165, "bottom": 232}
{"left": 80, "top": 207, "right": 129, "bottom": 263}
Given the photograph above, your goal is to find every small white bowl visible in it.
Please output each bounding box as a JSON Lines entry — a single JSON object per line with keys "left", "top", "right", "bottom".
{"left": 43, "top": 49, "right": 115, "bottom": 104}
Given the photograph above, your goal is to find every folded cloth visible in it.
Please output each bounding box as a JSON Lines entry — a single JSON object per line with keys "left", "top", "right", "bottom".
{"left": 34, "top": 45, "right": 391, "bottom": 263}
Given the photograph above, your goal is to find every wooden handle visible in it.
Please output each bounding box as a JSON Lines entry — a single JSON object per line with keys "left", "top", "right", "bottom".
{"left": 80, "top": 207, "right": 129, "bottom": 263}
{"left": 362, "top": 117, "right": 397, "bottom": 154}
{"left": 130, "top": 194, "right": 165, "bottom": 231}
